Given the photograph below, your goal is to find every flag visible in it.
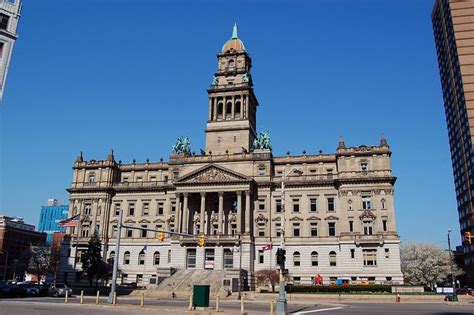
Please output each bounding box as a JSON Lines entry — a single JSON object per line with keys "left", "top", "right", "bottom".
{"left": 58, "top": 214, "right": 80, "bottom": 227}
{"left": 261, "top": 244, "right": 272, "bottom": 252}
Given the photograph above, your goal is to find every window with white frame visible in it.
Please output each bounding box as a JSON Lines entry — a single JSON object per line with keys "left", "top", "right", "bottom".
{"left": 293, "top": 252, "right": 301, "bottom": 266}
{"left": 157, "top": 202, "right": 164, "bottom": 215}
{"left": 329, "top": 251, "right": 337, "bottom": 266}
{"left": 363, "top": 249, "right": 377, "bottom": 266}
{"left": 81, "top": 225, "right": 90, "bottom": 237}
{"left": 127, "top": 228, "right": 133, "bottom": 238}
{"left": 362, "top": 196, "right": 372, "bottom": 210}
{"left": 258, "top": 223, "right": 265, "bottom": 237}
{"left": 293, "top": 223, "right": 300, "bottom": 237}
{"left": 292, "top": 199, "right": 300, "bottom": 212}
{"left": 154, "top": 252, "right": 160, "bottom": 265}
{"left": 114, "top": 204, "right": 121, "bottom": 216}
{"left": 275, "top": 223, "right": 281, "bottom": 237}
{"left": 84, "top": 203, "right": 92, "bottom": 215}
{"left": 310, "top": 198, "right": 317, "bottom": 212}
{"left": 138, "top": 252, "right": 145, "bottom": 265}
{"left": 363, "top": 220, "right": 373, "bottom": 235}
{"left": 328, "top": 222, "right": 336, "bottom": 236}
{"left": 311, "top": 251, "right": 318, "bottom": 266}
{"left": 275, "top": 199, "right": 282, "bottom": 213}
{"left": 258, "top": 250, "right": 264, "bottom": 264}
{"left": 258, "top": 198, "right": 266, "bottom": 211}
{"left": 128, "top": 203, "right": 135, "bottom": 216}
{"left": 141, "top": 225, "right": 147, "bottom": 238}
{"left": 171, "top": 201, "right": 176, "bottom": 213}
{"left": 327, "top": 197, "right": 335, "bottom": 211}
{"left": 310, "top": 222, "right": 318, "bottom": 237}
{"left": 123, "top": 251, "right": 130, "bottom": 265}
{"left": 142, "top": 203, "right": 149, "bottom": 216}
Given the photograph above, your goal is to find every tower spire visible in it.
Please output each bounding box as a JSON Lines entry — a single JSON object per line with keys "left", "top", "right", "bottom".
{"left": 232, "top": 22, "right": 238, "bottom": 39}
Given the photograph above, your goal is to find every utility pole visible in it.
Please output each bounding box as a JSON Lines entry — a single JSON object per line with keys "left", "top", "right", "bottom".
{"left": 447, "top": 229, "right": 458, "bottom": 302}
{"left": 276, "top": 165, "right": 288, "bottom": 315}
{"left": 108, "top": 210, "right": 123, "bottom": 304}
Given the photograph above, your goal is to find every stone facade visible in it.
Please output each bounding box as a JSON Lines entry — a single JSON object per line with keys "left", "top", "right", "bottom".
{"left": 59, "top": 25, "right": 403, "bottom": 288}
{"left": 0, "top": 0, "right": 21, "bottom": 101}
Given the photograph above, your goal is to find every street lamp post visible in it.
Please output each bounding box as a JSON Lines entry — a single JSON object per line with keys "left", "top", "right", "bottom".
{"left": 276, "top": 166, "right": 302, "bottom": 315}
{"left": 108, "top": 209, "right": 123, "bottom": 304}
{"left": 447, "top": 229, "right": 458, "bottom": 301}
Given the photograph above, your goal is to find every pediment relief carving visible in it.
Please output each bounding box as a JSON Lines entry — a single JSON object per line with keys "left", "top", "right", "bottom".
{"left": 139, "top": 219, "right": 151, "bottom": 224}
{"left": 272, "top": 217, "right": 281, "bottom": 222}
{"left": 325, "top": 215, "right": 339, "bottom": 221}
{"left": 153, "top": 218, "right": 166, "bottom": 223}
{"left": 289, "top": 216, "right": 303, "bottom": 222}
{"left": 176, "top": 164, "right": 250, "bottom": 184}
{"left": 82, "top": 215, "right": 91, "bottom": 223}
{"left": 255, "top": 213, "right": 268, "bottom": 223}
{"left": 110, "top": 219, "right": 118, "bottom": 224}
{"left": 124, "top": 219, "right": 136, "bottom": 224}
{"left": 307, "top": 216, "right": 321, "bottom": 221}
{"left": 359, "top": 209, "right": 376, "bottom": 220}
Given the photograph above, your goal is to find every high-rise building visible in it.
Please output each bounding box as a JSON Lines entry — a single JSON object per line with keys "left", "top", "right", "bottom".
{"left": 38, "top": 199, "right": 69, "bottom": 243}
{"left": 0, "top": 0, "right": 21, "bottom": 102}
{"left": 0, "top": 216, "right": 46, "bottom": 281}
{"left": 432, "top": 0, "right": 474, "bottom": 285}
{"left": 59, "top": 24, "right": 403, "bottom": 289}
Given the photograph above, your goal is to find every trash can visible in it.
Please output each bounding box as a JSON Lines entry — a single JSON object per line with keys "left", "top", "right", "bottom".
{"left": 193, "top": 285, "right": 210, "bottom": 307}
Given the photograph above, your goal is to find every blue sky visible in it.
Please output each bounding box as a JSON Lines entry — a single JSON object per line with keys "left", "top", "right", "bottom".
{"left": 0, "top": 0, "right": 459, "bottom": 246}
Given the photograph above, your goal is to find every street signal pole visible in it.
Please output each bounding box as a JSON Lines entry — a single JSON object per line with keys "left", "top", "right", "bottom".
{"left": 108, "top": 209, "right": 123, "bottom": 304}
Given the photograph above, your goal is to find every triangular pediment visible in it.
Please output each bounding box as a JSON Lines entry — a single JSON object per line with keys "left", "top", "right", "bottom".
{"left": 153, "top": 218, "right": 166, "bottom": 224}
{"left": 307, "top": 216, "right": 321, "bottom": 221}
{"left": 176, "top": 164, "right": 251, "bottom": 184}
{"left": 139, "top": 219, "right": 151, "bottom": 224}
{"left": 325, "top": 215, "right": 339, "bottom": 221}
{"left": 359, "top": 209, "right": 376, "bottom": 220}
{"left": 124, "top": 219, "right": 136, "bottom": 224}
{"left": 289, "top": 216, "right": 303, "bottom": 222}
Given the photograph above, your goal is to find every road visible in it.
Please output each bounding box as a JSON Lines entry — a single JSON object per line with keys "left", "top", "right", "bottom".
{"left": 0, "top": 297, "right": 473, "bottom": 314}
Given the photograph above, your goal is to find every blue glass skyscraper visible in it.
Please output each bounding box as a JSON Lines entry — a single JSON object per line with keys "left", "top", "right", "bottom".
{"left": 38, "top": 199, "right": 68, "bottom": 243}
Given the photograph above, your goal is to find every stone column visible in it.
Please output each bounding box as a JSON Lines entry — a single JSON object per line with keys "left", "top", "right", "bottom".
{"left": 236, "top": 191, "right": 242, "bottom": 234}
{"left": 218, "top": 192, "right": 224, "bottom": 234}
{"left": 245, "top": 191, "right": 251, "bottom": 234}
{"left": 175, "top": 193, "right": 181, "bottom": 233}
{"left": 182, "top": 193, "right": 189, "bottom": 234}
{"left": 200, "top": 192, "right": 206, "bottom": 235}
{"left": 231, "top": 95, "right": 235, "bottom": 119}
{"left": 208, "top": 98, "right": 213, "bottom": 121}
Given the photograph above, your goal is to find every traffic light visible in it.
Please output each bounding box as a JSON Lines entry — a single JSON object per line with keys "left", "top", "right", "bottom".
{"left": 276, "top": 248, "right": 286, "bottom": 266}
{"left": 465, "top": 231, "right": 472, "bottom": 245}
{"left": 158, "top": 232, "right": 165, "bottom": 242}
{"left": 198, "top": 233, "right": 206, "bottom": 247}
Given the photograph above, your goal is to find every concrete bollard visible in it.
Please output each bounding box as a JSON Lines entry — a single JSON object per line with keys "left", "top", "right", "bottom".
{"left": 65, "top": 290, "right": 68, "bottom": 304}
{"left": 188, "top": 294, "right": 193, "bottom": 310}
{"left": 216, "top": 294, "right": 220, "bottom": 312}
{"left": 113, "top": 292, "right": 117, "bottom": 305}
{"left": 96, "top": 291, "right": 100, "bottom": 305}
{"left": 240, "top": 296, "right": 244, "bottom": 315}
{"left": 269, "top": 300, "right": 274, "bottom": 315}
{"left": 140, "top": 292, "right": 144, "bottom": 308}
{"left": 80, "top": 290, "right": 84, "bottom": 304}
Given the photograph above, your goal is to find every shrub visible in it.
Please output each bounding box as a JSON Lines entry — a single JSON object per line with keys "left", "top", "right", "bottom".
{"left": 286, "top": 284, "right": 392, "bottom": 294}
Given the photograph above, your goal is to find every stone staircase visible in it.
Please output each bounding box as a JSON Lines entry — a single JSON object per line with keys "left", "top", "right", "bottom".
{"left": 143, "top": 269, "right": 227, "bottom": 298}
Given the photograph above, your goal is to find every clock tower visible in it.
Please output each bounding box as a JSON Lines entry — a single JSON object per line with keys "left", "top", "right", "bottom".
{"left": 205, "top": 24, "right": 259, "bottom": 155}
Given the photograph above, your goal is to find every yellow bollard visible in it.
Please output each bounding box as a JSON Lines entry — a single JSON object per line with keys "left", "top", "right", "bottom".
{"left": 65, "top": 290, "right": 68, "bottom": 304}
{"left": 140, "top": 292, "right": 144, "bottom": 308}
{"left": 269, "top": 300, "right": 274, "bottom": 315}
{"left": 216, "top": 294, "right": 220, "bottom": 312}
{"left": 188, "top": 294, "right": 193, "bottom": 310}
{"left": 96, "top": 291, "right": 100, "bottom": 305}
{"left": 80, "top": 290, "right": 84, "bottom": 304}
{"left": 240, "top": 296, "right": 244, "bottom": 315}
{"left": 113, "top": 292, "right": 117, "bottom": 305}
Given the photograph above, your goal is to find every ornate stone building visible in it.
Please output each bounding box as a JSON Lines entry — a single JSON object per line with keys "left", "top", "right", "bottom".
{"left": 59, "top": 25, "right": 403, "bottom": 288}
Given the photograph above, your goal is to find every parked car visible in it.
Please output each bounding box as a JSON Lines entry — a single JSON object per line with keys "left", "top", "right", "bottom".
{"left": 38, "top": 283, "right": 51, "bottom": 296}
{"left": 17, "top": 283, "right": 40, "bottom": 296}
{"left": 48, "top": 284, "right": 72, "bottom": 297}
{"left": 0, "top": 281, "right": 11, "bottom": 297}
{"left": 456, "top": 287, "right": 473, "bottom": 296}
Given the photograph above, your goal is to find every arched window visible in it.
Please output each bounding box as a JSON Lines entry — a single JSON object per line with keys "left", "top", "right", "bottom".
{"left": 228, "top": 59, "right": 235, "bottom": 70}
{"left": 329, "top": 251, "right": 337, "bottom": 266}
{"left": 109, "top": 251, "right": 115, "bottom": 263}
{"left": 138, "top": 251, "right": 145, "bottom": 265}
{"left": 293, "top": 251, "right": 301, "bottom": 266}
{"left": 235, "top": 101, "right": 241, "bottom": 117}
{"left": 381, "top": 198, "right": 386, "bottom": 209}
{"left": 123, "top": 251, "right": 130, "bottom": 265}
{"left": 226, "top": 102, "right": 232, "bottom": 117}
{"left": 311, "top": 251, "right": 318, "bottom": 266}
{"left": 154, "top": 251, "right": 160, "bottom": 265}
{"left": 217, "top": 103, "right": 223, "bottom": 118}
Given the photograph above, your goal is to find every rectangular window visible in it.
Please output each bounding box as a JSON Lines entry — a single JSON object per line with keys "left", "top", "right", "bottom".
{"left": 275, "top": 223, "right": 281, "bottom": 237}
{"left": 128, "top": 203, "right": 135, "bottom": 216}
{"left": 327, "top": 198, "right": 335, "bottom": 211}
{"left": 310, "top": 198, "right": 317, "bottom": 212}
{"left": 258, "top": 223, "right": 265, "bottom": 237}
{"left": 363, "top": 220, "right": 373, "bottom": 235}
{"left": 293, "top": 276, "right": 301, "bottom": 284}
{"left": 122, "top": 176, "right": 129, "bottom": 182}
{"left": 259, "top": 250, "right": 264, "bottom": 264}
{"left": 171, "top": 201, "right": 176, "bottom": 213}
{"left": 169, "top": 222, "right": 175, "bottom": 232}
{"left": 310, "top": 223, "right": 318, "bottom": 237}
{"left": 259, "top": 199, "right": 266, "bottom": 211}
{"left": 349, "top": 220, "right": 354, "bottom": 232}
{"left": 173, "top": 171, "right": 179, "bottom": 180}
{"left": 84, "top": 203, "right": 92, "bottom": 215}
{"left": 112, "top": 225, "right": 117, "bottom": 237}
{"left": 362, "top": 196, "right": 372, "bottom": 210}
{"left": 157, "top": 202, "right": 164, "bottom": 215}
{"left": 150, "top": 176, "right": 157, "bottom": 181}
{"left": 127, "top": 229, "right": 133, "bottom": 238}
{"left": 143, "top": 203, "right": 150, "bottom": 216}
{"left": 382, "top": 220, "right": 387, "bottom": 231}
{"left": 275, "top": 199, "right": 282, "bottom": 213}
{"left": 385, "top": 248, "right": 390, "bottom": 258}
{"left": 293, "top": 199, "right": 300, "bottom": 212}
{"left": 351, "top": 248, "right": 355, "bottom": 259}
{"left": 328, "top": 222, "right": 336, "bottom": 236}
{"left": 141, "top": 225, "right": 147, "bottom": 238}
{"left": 293, "top": 223, "right": 300, "bottom": 237}
{"left": 363, "top": 249, "right": 377, "bottom": 266}
{"left": 136, "top": 176, "right": 143, "bottom": 182}
{"left": 258, "top": 167, "right": 265, "bottom": 176}
{"left": 0, "top": 14, "right": 9, "bottom": 30}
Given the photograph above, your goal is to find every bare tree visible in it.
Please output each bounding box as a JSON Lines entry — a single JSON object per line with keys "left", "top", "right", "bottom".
{"left": 255, "top": 269, "right": 279, "bottom": 292}
{"left": 400, "top": 242, "right": 452, "bottom": 289}
{"left": 27, "top": 246, "right": 52, "bottom": 283}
